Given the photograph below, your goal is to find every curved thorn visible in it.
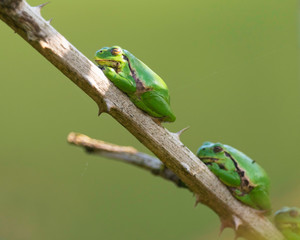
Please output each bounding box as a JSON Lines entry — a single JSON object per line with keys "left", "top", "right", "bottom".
{"left": 219, "top": 217, "right": 233, "bottom": 235}
{"left": 38, "top": 2, "right": 50, "bottom": 9}
{"left": 177, "top": 126, "right": 190, "bottom": 137}
{"left": 233, "top": 215, "right": 242, "bottom": 231}
{"left": 172, "top": 126, "right": 190, "bottom": 140}
{"left": 98, "top": 100, "right": 114, "bottom": 116}
{"left": 105, "top": 100, "right": 114, "bottom": 112}
{"left": 97, "top": 103, "right": 105, "bottom": 116}
{"left": 32, "top": 2, "right": 50, "bottom": 16}
{"left": 194, "top": 193, "right": 201, "bottom": 207}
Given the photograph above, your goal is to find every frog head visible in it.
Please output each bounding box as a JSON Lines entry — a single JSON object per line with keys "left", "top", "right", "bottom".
{"left": 95, "top": 46, "right": 126, "bottom": 72}
{"left": 196, "top": 142, "right": 236, "bottom": 171}
{"left": 197, "top": 142, "right": 226, "bottom": 164}
{"left": 275, "top": 207, "right": 300, "bottom": 233}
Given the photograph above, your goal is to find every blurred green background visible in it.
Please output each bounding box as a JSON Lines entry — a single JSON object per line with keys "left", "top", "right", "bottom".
{"left": 0, "top": 0, "right": 299, "bottom": 239}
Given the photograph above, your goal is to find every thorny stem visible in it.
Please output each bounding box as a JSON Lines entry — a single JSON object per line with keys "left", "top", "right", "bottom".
{"left": 0, "top": 1, "right": 284, "bottom": 239}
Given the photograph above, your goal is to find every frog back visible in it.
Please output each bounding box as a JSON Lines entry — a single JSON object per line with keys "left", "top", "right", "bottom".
{"left": 225, "top": 145, "right": 270, "bottom": 188}
{"left": 123, "top": 49, "right": 169, "bottom": 95}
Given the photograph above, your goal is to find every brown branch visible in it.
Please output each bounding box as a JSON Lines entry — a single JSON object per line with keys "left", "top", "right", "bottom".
{"left": 67, "top": 132, "right": 187, "bottom": 189}
{"left": 0, "top": 1, "right": 283, "bottom": 239}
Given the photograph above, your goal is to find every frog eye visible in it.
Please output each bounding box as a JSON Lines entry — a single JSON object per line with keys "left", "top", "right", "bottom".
{"left": 99, "top": 50, "right": 103, "bottom": 53}
{"left": 111, "top": 48, "right": 122, "bottom": 55}
{"left": 213, "top": 146, "right": 223, "bottom": 153}
{"left": 289, "top": 210, "right": 299, "bottom": 218}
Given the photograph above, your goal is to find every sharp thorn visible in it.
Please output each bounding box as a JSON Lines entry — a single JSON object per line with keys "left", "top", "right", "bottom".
{"left": 219, "top": 215, "right": 242, "bottom": 236}
{"left": 33, "top": 2, "right": 50, "bottom": 15}
{"left": 47, "top": 18, "right": 53, "bottom": 24}
{"left": 97, "top": 100, "right": 112, "bottom": 116}
{"left": 176, "top": 126, "right": 190, "bottom": 136}
{"left": 105, "top": 100, "right": 114, "bottom": 112}
{"left": 172, "top": 126, "right": 190, "bottom": 140}
{"left": 219, "top": 218, "right": 230, "bottom": 235}
{"left": 38, "top": 2, "right": 50, "bottom": 9}
{"left": 233, "top": 215, "right": 242, "bottom": 231}
{"left": 98, "top": 104, "right": 105, "bottom": 116}
{"left": 219, "top": 223, "right": 226, "bottom": 236}
{"left": 194, "top": 193, "right": 201, "bottom": 207}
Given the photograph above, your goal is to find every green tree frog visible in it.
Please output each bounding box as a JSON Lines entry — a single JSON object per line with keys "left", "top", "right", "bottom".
{"left": 275, "top": 207, "right": 300, "bottom": 240}
{"left": 196, "top": 142, "right": 271, "bottom": 211}
{"left": 95, "top": 46, "right": 176, "bottom": 122}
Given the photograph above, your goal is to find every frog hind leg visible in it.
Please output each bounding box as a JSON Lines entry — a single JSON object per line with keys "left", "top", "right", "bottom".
{"left": 248, "top": 187, "right": 271, "bottom": 212}
{"left": 234, "top": 187, "right": 271, "bottom": 212}
{"left": 137, "top": 91, "right": 176, "bottom": 122}
{"left": 233, "top": 191, "right": 257, "bottom": 209}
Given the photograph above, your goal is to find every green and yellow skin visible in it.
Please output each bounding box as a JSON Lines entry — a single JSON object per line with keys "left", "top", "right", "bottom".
{"left": 275, "top": 207, "right": 300, "bottom": 240}
{"left": 196, "top": 142, "right": 271, "bottom": 212}
{"left": 95, "top": 46, "right": 176, "bottom": 122}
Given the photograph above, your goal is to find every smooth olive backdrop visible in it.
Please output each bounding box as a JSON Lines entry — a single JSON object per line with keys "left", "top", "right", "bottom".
{"left": 0, "top": 0, "right": 299, "bottom": 239}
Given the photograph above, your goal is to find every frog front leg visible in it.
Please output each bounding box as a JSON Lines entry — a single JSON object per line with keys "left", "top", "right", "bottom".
{"left": 209, "top": 162, "right": 241, "bottom": 187}
{"left": 102, "top": 67, "right": 136, "bottom": 94}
